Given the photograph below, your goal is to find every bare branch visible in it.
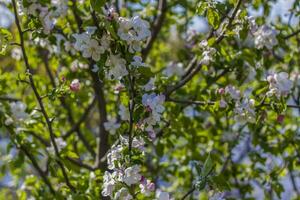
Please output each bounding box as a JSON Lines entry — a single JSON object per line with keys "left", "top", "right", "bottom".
{"left": 11, "top": 0, "right": 75, "bottom": 191}
{"left": 164, "top": 0, "right": 243, "bottom": 98}
{"left": 63, "top": 97, "right": 97, "bottom": 138}
{"left": 142, "top": 0, "right": 167, "bottom": 60}
{"left": 284, "top": 29, "right": 300, "bottom": 40}
{"left": 66, "top": 157, "right": 96, "bottom": 171}
{"left": 0, "top": 96, "right": 20, "bottom": 102}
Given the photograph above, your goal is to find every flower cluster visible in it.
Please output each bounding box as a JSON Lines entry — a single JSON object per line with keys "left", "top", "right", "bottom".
{"left": 266, "top": 72, "right": 293, "bottom": 98}
{"left": 102, "top": 136, "right": 155, "bottom": 199}
{"left": 253, "top": 25, "right": 278, "bottom": 50}
{"left": 142, "top": 93, "right": 165, "bottom": 140}
{"left": 22, "top": 0, "right": 68, "bottom": 34}
{"left": 117, "top": 16, "right": 151, "bottom": 53}
{"left": 73, "top": 30, "right": 110, "bottom": 61}
{"left": 105, "top": 53, "right": 128, "bottom": 79}
{"left": 199, "top": 40, "right": 216, "bottom": 65}
{"left": 218, "top": 86, "right": 256, "bottom": 123}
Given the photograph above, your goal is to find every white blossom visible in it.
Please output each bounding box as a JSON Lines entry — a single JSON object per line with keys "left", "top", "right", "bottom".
{"left": 70, "top": 60, "right": 88, "bottom": 72}
{"left": 201, "top": 47, "right": 216, "bottom": 65}
{"left": 130, "top": 56, "right": 146, "bottom": 67}
{"left": 120, "top": 136, "right": 145, "bottom": 151}
{"left": 102, "top": 171, "right": 117, "bottom": 197}
{"left": 4, "top": 117, "right": 14, "bottom": 126}
{"left": 85, "top": 26, "right": 97, "bottom": 36}
{"left": 114, "top": 187, "right": 133, "bottom": 200}
{"left": 82, "top": 39, "right": 103, "bottom": 61}
{"left": 156, "top": 191, "right": 171, "bottom": 200}
{"left": 254, "top": 25, "right": 278, "bottom": 50}
{"left": 143, "top": 77, "right": 156, "bottom": 91}
{"left": 266, "top": 72, "right": 293, "bottom": 98}
{"left": 145, "top": 125, "right": 156, "bottom": 140}
{"left": 131, "top": 16, "right": 151, "bottom": 41}
{"left": 117, "top": 17, "right": 134, "bottom": 41}
{"left": 104, "top": 118, "right": 121, "bottom": 135}
{"left": 106, "top": 53, "right": 128, "bottom": 79}
{"left": 11, "top": 47, "right": 22, "bottom": 60}
{"left": 51, "top": 0, "right": 68, "bottom": 17}
{"left": 219, "top": 99, "right": 228, "bottom": 108}
{"left": 16, "top": 0, "right": 24, "bottom": 15}
{"left": 183, "top": 105, "right": 200, "bottom": 118}
{"left": 118, "top": 104, "right": 130, "bottom": 121}
{"left": 91, "top": 64, "right": 99, "bottom": 72}
{"left": 199, "top": 40, "right": 216, "bottom": 65}
{"left": 248, "top": 16, "right": 258, "bottom": 34}
{"left": 9, "top": 102, "right": 28, "bottom": 121}
{"left": 107, "top": 144, "right": 123, "bottom": 170}
{"left": 117, "top": 16, "right": 151, "bottom": 53}
{"left": 225, "top": 85, "right": 241, "bottom": 101}
{"left": 139, "top": 178, "right": 155, "bottom": 196}
{"left": 234, "top": 98, "right": 256, "bottom": 123}
{"left": 162, "top": 62, "right": 185, "bottom": 78}
{"left": 122, "top": 165, "right": 142, "bottom": 186}
{"left": 142, "top": 93, "right": 165, "bottom": 114}
{"left": 73, "top": 33, "right": 90, "bottom": 51}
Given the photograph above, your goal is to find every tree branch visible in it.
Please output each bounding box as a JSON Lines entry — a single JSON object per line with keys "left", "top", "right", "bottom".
{"left": 66, "top": 156, "right": 96, "bottom": 171}
{"left": 40, "top": 53, "right": 97, "bottom": 158}
{"left": 181, "top": 186, "right": 195, "bottom": 200}
{"left": 0, "top": 96, "right": 20, "bottom": 102}
{"left": 6, "top": 128, "right": 55, "bottom": 195}
{"left": 164, "top": 0, "right": 243, "bottom": 99}
{"left": 63, "top": 97, "right": 96, "bottom": 138}
{"left": 169, "top": 98, "right": 300, "bottom": 109}
{"left": 142, "top": 0, "right": 167, "bottom": 60}
{"left": 284, "top": 29, "right": 300, "bottom": 40}
{"left": 11, "top": 0, "right": 75, "bottom": 191}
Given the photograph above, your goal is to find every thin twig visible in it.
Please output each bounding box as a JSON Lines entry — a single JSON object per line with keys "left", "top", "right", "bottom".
{"left": 63, "top": 97, "right": 97, "bottom": 138}
{"left": 169, "top": 98, "right": 300, "bottom": 109}
{"left": 40, "top": 50, "right": 96, "bottom": 158}
{"left": 11, "top": 0, "right": 75, "bottom": 191}
{"left": 284, "top": 29, "right": 300, "bottom": 40}
{"left": 89, "top": 12, "right": 109, "bottom": 169}
{"left": 66, "top": 157, "right": 96, "bottom": 171}
{"left": 181, "top": 186, "right": 195, "bottom": 200}
{"left": 142, "top": 0, "right": 167, "bottom": 60}
{"left": 0, "top": 96, "right": 20, "bottom": 102}
{"left": 6, "top": 128, "right": 56, "bottom": 195}
{"left": 165, "top": 0, "right": 243, "bottom": 98}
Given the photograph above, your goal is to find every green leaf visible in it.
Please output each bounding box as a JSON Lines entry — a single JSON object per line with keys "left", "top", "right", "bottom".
{"left": 66, "top": 151, "right": 79, "bottom": 159}
{"left": 196, "top": 2, "right": 207, "bottom": 15}
{"left": 90, "top": 0, "right": 106, "bottom": 12}
{"left": 201, "top": 153, "right": 214, "bottom": 177}
{"left": 210, "top": 174, "right": 231, "bottom": 191}
{"left": 0, "top": 28, "right": 12, "bottom": 55}
{"left": 207, "top": 8, "right": 220, "bottom": 29}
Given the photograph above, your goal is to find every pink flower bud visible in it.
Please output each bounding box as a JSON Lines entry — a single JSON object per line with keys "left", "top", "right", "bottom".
{"left": 70, "top": 79, "right": 80, "bottom": 92}
{"left": 218, "top": 88, "right": 225, "bottom": 95}
{"left": 114, "top": 83, "right": 125, "bottom": 94}
{"left": 61, "top": 76, "right": 66, "bottom": 82}
{"left": 277, "top": 114, "right": 284, "bottom": 123}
